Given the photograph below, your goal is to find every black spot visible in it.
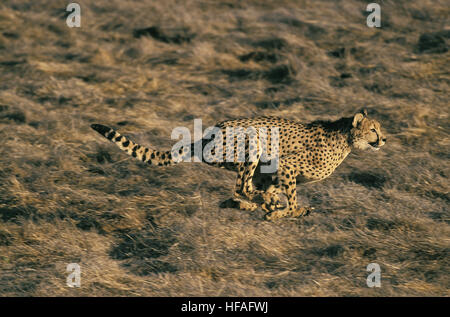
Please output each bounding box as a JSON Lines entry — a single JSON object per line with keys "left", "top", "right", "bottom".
{"left": 107, "top": 131, "right": 116, "bottom": 140}
{"left": 122, "top": 140, "right": 130, "bottom": 147}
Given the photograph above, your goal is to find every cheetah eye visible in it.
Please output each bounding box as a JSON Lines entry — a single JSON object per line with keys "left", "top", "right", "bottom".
{"left": 371, "top": 128, "right": 376, "bottom": 133}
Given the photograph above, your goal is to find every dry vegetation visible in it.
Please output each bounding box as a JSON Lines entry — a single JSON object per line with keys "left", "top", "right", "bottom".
{"left": 0, "top": 0, "right": 449, "bottom": 296}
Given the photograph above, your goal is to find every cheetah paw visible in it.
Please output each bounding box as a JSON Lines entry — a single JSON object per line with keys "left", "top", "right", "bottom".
{"left": 264, "top": 207, "right": 314, "bottom": 221}
{"left": 291, "top": 206, "right": 313, "bottom": 217}
{"left": 261, "top": 201, "right": 284, "bottom": 213}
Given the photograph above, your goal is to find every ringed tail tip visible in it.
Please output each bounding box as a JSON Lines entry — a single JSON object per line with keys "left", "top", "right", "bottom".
{"left": 91, "top": 123, "right": 111, "bottom": 136}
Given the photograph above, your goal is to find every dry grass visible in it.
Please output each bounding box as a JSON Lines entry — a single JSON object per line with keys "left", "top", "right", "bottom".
{"left": 0, "top": 0, "right": 449, "bottom": 296}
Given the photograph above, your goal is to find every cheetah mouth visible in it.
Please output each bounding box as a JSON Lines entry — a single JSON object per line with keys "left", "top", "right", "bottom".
{"left": 369, "top": 142, "right": 380, "bottom": 150}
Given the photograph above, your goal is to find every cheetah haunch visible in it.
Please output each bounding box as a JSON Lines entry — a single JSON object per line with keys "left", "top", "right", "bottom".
{"left": 91, "top": 110, "right": 386, "bottom": 220}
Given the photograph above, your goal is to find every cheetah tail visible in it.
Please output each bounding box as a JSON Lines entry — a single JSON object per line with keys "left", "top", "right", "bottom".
{"left": 90, "top": 124, "right": 177, "bottom": 166}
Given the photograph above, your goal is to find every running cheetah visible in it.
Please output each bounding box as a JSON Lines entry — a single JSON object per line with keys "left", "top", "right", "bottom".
{"left": 91, "top": 110, "right": 386, "bottom": 220}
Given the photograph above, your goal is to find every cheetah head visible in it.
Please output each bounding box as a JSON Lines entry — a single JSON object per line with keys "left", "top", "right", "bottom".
{"left": 350, "top": 110, "right": 386, "bottom": 151}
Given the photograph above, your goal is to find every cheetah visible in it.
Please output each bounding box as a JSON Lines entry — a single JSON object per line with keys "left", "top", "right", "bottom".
{"left": 91, "top": 109, "right": 386, "bottom": 220}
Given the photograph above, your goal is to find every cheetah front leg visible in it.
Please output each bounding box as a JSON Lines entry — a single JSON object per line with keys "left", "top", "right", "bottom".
{"left": 260, "top": 184, "right": 283, "bottom": 213}
{"left": 264, "top": 176, "right": 310, "bottom": 220}
{"left": 264, "top": 158, "right": 312, "bottom": 221}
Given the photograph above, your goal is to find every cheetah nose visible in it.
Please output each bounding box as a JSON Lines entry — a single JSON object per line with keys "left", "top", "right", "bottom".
{"left": 382, "top": 137, "right": 386, "bottom": 142}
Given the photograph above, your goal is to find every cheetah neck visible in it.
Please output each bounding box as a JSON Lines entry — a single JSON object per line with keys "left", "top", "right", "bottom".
{"left": 312, "top": 117, "right": 353, "bottom": 158}
{"left": 312, "top": 116, "right": 352, "bottom": 132}
{"left": 313, "top": 116, "right": 353, "bottom": 140}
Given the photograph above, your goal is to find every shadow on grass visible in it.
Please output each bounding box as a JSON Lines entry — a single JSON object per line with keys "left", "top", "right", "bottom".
{"left": 109, "top": 219, "right": 178, "bottom": 275}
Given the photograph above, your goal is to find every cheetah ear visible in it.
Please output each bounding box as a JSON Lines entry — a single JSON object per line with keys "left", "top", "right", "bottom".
{"left": 352, "top": 113, "right": 364, "bottom": 127}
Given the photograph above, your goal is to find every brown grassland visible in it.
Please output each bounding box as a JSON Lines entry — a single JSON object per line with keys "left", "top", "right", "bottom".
{"left": 0, "top": 0, "right": 449, "bottom": 296}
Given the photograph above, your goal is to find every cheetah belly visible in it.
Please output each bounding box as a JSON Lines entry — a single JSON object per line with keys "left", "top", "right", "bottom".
{"left": 296, "top": 167, "right": 333, "bottom": 184}
{"left": 294, "top": 148, "right": 344, "bottom": 184}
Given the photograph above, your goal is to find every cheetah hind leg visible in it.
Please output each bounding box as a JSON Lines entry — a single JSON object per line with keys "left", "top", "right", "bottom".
{"left": 262, "top": 173, "right": 313, "bottom": 221}
{"left": 223, "top": 160, "right": 260, "bottom": 212}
